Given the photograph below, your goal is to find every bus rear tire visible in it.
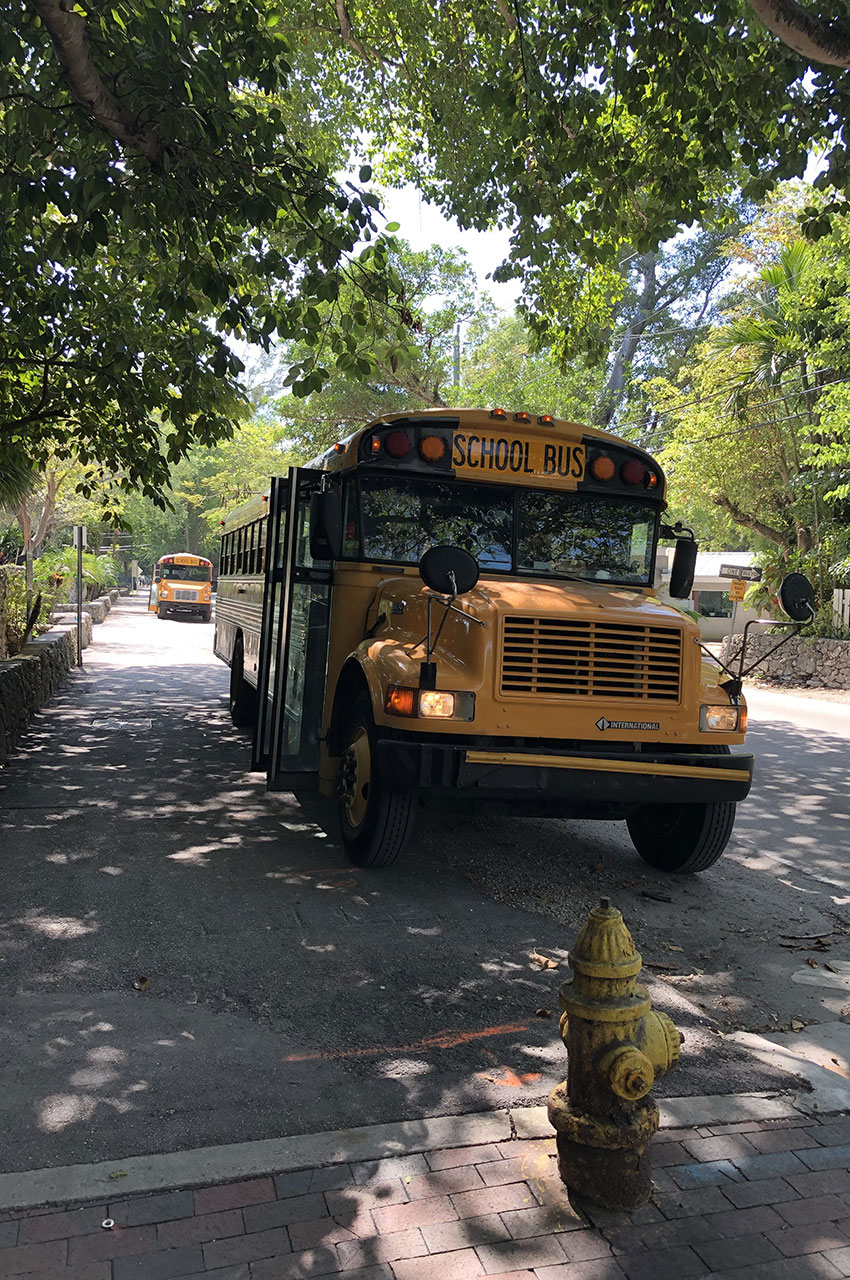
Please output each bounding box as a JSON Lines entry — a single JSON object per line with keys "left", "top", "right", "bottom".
{"left": 229, "top": 636, "right": 257, "bottom": 727}
{"left": 627, "top": 799, "right": 736, "bottom": 873}
{"left": 338, "top": 694, "right": 415, "bottom": 868}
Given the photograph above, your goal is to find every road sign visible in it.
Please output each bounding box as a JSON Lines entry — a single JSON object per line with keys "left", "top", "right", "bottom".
{"left": 729, "top": 579, "right": 747, "bottom": 602}
{"left": 720, "top": 563, "right": 761, "bottom": 582}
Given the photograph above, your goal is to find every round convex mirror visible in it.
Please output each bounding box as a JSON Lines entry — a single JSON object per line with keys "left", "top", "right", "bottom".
{"left": 419, "top": 545, "right": 479, "bottom": 596}
{"left": 779, "top": 572, "right": 815, "bottom": 622}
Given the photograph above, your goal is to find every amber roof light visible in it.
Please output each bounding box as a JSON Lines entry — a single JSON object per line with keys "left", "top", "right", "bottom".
{"left": 590, "top": 453, "right": 616, "bottom": 481}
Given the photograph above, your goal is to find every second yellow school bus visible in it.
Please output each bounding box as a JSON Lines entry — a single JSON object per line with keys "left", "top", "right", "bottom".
{"left": 215, "top": 408, "right": 753, "bottom": 873}
{"left": 149, "top": 553, "right": 213, "bottom": 620}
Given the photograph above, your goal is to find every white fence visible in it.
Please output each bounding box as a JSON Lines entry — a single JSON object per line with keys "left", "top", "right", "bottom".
{"left": 834, "top": 588, "right": 850, "bottom": 628}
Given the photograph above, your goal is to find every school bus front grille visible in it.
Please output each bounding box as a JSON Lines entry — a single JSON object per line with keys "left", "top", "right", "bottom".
{"left": 500, "top": 617, "right": 682, "bottom": 701}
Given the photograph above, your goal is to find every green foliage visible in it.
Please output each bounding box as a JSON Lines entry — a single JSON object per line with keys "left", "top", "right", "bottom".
{"left": 36, "top": 548, "right": 119, "bottom": 602}
{"left": 1, "top": 1, "right": 406, "bottom": 502}
{"left": 266, "top": 240, "right": 481, "bottom": 459}
{"left": 456, "top": 314, "right": 604, "bottom": 420}
{"left": 289, "top": 2, "right": 838, "bottom": 354}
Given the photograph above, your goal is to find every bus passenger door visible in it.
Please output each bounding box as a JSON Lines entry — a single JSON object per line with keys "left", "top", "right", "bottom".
{"left": 252, "top": 475, "right": 289, "bottom": 771}
{"left": 259, "top": 468, "right": 334, "bottom": 791}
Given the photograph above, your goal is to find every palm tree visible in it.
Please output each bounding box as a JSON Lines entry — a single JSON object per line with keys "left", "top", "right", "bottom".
{"left": 706, "top": 240, "right": 821, "bottom": 553}
{"left": 0, "top": 447, "right": 35, "bottom": 511}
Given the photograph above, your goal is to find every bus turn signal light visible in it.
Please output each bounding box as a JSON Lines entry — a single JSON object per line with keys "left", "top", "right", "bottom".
{"left": 590, "top": 453, "right": 616, "bottom": 481}
{"left": 386, "top": 687, "right": 416, "bottom": 716}
{"left": 419, "top": 435, "right": 447, "bottom": 462}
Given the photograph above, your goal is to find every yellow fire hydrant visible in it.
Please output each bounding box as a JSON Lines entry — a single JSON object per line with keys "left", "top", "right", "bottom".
{"left": 547, "top": 897, "right": 683, "bottom": 1210}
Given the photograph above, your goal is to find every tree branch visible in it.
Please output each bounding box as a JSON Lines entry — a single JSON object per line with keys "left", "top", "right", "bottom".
{"left": 29, "top": 0, "right": 163, "bottom": 164}
{"left": 333, "top": 0, "right": 388, "bottom": 63}
{"left": 747, "top": 0, "right": 850, "bottom": 68}
{"left": 494, "top": 0, "right": 518, "bottom": 32}
{"left": 712, "top": 493, "right": 789, "bottom": 547}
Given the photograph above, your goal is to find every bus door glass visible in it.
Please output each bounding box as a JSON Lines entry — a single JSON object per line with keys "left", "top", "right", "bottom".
{"left": 259, "top": 469, "right": 334, "bottom": 789}
{"left": 253, "top": 476, "right": 288, "bottom": 770}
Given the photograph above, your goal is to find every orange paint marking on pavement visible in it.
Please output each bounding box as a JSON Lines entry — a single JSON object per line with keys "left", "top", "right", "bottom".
{"left": 475, "top": 1066, "right": 543, "bottom": 1087}
{"left": 283, "top": 1021, "right": 529, "bottom": 1063}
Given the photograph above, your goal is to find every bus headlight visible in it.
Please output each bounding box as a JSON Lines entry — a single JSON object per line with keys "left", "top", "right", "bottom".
{"left": 700, "top": 704, "right": 742, "bottom": 732}
{"left": 419, "top": 691, "right": 456, "bottom": 718}
{"left": 385, "top": 687, "right": 475, "bottom": 721}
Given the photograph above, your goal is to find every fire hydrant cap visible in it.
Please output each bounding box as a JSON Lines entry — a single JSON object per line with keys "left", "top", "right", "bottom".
{"left": 568, "top": 900, "right": 642, "bottom": 980}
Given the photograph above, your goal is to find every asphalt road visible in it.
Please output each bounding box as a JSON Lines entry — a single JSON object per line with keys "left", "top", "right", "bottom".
{"left": 0, "top": 595, "right": 848, "bottom": 1174}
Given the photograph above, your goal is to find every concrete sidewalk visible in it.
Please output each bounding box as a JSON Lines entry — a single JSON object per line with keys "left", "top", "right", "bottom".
{"left": 3, "top": 1098, "right": 850, "bottom": 1279}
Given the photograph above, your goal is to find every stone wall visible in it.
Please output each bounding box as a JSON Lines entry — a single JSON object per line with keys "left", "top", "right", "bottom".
{"left": 720, "top": 632, "right": 850, "bottom": 689}
{"left": 0, "top": 566, "right": 10, "bottom": 662}
{"left": 51, "top": 612, "right": 93, "bottom": 648}
{"left": 54, "top": 599, "right": 107, "bottom": 623}
{"left": 0, "top": 627, "right": 76, "bottom": 764}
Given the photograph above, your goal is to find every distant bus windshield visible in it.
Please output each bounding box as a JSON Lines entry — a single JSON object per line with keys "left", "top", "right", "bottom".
{"left": 159, "top": 564, "right": 210, "bottom": 582}
{"left": 355, "top": 475, "right": 656, "bottom": 584}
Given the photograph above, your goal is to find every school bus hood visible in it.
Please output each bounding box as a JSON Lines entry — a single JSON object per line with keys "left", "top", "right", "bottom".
{"left": 467, "top": 578, "right": 688, "bottom": 627}
{"left": 366, "top": 575, "right": 693, "bottom": 668}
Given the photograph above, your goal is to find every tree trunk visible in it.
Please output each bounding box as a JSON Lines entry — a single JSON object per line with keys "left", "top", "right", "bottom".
{"left": 597, "top": 252, "right": 657, "bottom": 427}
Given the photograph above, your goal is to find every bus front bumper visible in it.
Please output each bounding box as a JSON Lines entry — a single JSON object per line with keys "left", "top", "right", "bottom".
{"left": 375, "top": 743, "right": 754, "bottom": 808}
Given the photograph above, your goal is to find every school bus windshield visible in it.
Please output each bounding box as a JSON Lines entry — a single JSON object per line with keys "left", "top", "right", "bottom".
{"left": 353, "top": 474, "right": 657, "bottom": 584}
{"left": 158, "top": 564, "right": 211, "bottom": 582}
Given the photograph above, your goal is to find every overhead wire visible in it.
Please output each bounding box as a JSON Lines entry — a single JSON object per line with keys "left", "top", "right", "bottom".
{"left": 655, "top": 373, "right": 850, "bottom": 447}
{"left": 618, "top": 364, "right": 844, "bottom": 446}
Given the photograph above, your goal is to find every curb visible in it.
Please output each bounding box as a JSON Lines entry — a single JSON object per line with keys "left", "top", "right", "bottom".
{"left": 1, "top": 1086, "right": 841, "bottom": 1214}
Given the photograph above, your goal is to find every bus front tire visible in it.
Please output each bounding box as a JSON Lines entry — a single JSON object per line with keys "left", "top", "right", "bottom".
{"left": 626, "top": 799, "right": 736, "bottom": 873}
{"left": 338, "top": 694, "right": 415, "bottom": 868}
{"left": 229, "top": 636, "right": 257, "bottom": 727}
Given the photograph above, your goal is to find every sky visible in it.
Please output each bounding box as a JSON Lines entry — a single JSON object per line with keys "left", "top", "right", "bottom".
{"left": 377, "top": 184, "right": 524, "bottom": 313}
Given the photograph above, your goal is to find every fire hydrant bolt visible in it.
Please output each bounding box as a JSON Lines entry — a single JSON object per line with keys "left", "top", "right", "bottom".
{"left": 547, "top": 899, "right": 683, "bottom": 1210}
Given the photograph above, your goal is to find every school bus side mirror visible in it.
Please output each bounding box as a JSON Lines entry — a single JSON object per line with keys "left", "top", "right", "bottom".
{"left": 669, "top": 539, "right": 698, "bottom": 599}
{"left": 419, "top": 545, "right": 479, "bottom": 597}
{"left": 309, "top": 490, "right": 342, "bottom": 561}
{"left": 779, "top": 572, "right": 815, "bottom": 622}
{"left": 154, "top": 575, "right": 162, "bottom": 583}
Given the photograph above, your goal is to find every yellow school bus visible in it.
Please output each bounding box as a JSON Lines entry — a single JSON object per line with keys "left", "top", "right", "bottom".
{"left": 216, "top": 408, "right": 758, "bottom": 874}
{"left": 149, "top": 553, "right": 213, "bottom": 621}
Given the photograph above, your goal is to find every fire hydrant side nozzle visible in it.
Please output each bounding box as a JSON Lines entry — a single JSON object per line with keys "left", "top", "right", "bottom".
{"left": 547, "top": 898, "right": 683, "bottom": 1210}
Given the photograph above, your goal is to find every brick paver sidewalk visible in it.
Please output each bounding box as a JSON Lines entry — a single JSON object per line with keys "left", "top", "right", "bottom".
{"left": 3, "top": 1111, "right": 850, "bottom": 1279}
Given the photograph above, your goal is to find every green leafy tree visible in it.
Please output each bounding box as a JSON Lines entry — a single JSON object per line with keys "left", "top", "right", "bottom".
{"left": 1, "top": 1, "right": 405, "bottom": 498}
{"left": 289, "top": 1, "right": 850, "bottom": 356}
{"left": 265, "top": 240, "right": 480, "bottom": 458}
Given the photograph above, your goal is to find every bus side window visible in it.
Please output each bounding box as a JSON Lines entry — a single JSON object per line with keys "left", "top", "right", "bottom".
{"left": 222, "top": 534, "right": 230, "bottom": 576}
{"left": 236, "top": 527, "right": 245, "bottom": 575}
{"left": 246, "top": 523, "right": 255, "bottom": 575}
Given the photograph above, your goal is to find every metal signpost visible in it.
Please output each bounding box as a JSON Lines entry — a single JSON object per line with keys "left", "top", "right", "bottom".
{"left": 73, "top": 524, "right": 86, "bottom": 666}
{"left": 719, "top": 563, "right": 762, "bottom": 652}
